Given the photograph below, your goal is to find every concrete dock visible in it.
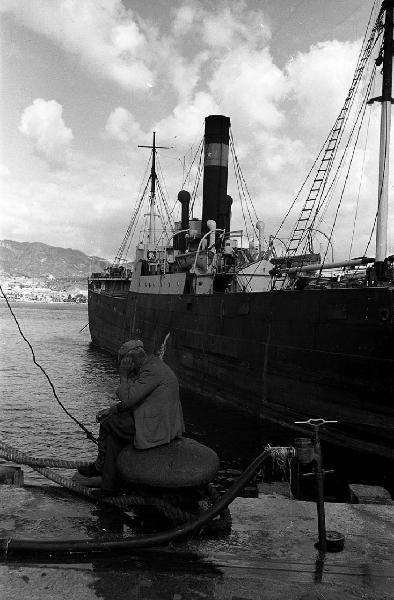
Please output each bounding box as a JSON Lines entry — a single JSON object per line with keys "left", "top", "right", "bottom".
{"left": 0, "top": 482, "right": 393, "bottom": 599}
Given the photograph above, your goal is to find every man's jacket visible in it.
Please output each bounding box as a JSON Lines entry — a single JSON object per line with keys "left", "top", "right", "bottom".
{"left": 119, "top": 355, "right": 185, "bottom": 450}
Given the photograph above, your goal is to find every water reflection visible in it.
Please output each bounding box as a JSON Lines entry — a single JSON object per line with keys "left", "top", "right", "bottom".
{"left": 90, "top": 553, "right": 223, "bottom": 600}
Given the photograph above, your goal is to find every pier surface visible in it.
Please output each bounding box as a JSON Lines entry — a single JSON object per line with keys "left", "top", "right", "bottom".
{"left": 0, "top": 483, "right": 393, "bottom": 599}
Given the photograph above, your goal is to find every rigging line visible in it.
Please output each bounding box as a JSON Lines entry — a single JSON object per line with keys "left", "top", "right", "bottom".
{"left": 314, "top": 65, "right": 376, "bottom": 229}
{"left": 307, "top": 99, "right": 371, "bottom": 282}
{"left": 349, "top": 98, "right": 374, "bottom": 259}
{"left": 114, "top": 153, "right": 152, "bottom": 263}
{"left": 317, "top": 91, "right": 372, "bottom": 278}
{"left": 156, "top": 155, "right": 171, "bottom": 210}
{"left": 363, "top": 103, "right": 390, "bottom": 259}
{"left": 181, "top": 137, "right": 204, "bottom": 191}
{"left": 229, "top": 133, "right": 256, "bottom": 238}
{"left": 291, "top": 56, "right": 377, "bottom": 279}
{"left": 154, "top": 191, "right": 171, "bottom": 243}
{"left": 284, "top": 7, "right": 383, "bottom": 261}
{"left": 113, "top": 177, "right": 151, "bottom": 265}
{"left": 229, "top": 130, "right": 259, "bottom": 225}
{"left": 230, "top": 139, "right": 250, "bottom": 241}
{"left": 0, "top": 284, "right": 98, "bottom": 445}
{"left": 318, "top": 63, "right": 376, "bottom": 228}
{"left": 155, "top": 170, "right": 174, "bottom": 229}
{"left": 189, "top": 150, "right": 204, "bottom": 216}
{"left": 272, "top": 131, "right": 331, "bottom": 241}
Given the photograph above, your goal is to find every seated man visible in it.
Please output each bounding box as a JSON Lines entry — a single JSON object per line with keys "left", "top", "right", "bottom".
{"left": 78, "top": 339, "right": 185, "bottom": 495}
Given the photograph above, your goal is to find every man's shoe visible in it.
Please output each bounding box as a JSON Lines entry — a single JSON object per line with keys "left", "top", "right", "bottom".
{"left": 77, "top": 463, "right": 102, "bottom": 478}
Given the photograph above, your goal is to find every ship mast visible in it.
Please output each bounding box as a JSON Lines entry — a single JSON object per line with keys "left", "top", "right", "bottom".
{"left": 375, "top": 0, "right": 394, "bottom": 279}
{"left": 138, "top": 132, "right": 169, "bottom": 245}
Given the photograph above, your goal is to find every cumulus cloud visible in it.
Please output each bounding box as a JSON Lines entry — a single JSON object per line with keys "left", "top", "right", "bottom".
{"left": 3, "top": 0, "right": 381, "bottom": 260}
{"left": 201, "top": 4, "right": 270, "bottom": 49}
{"left": 209, "top": 47, "right": 287, "bottom": 130}
{"left": 105, "top": 107, "right": 142, "bottom": 143}
{"left": 172, "top": 5, "right": 196, "bottom": 37}
{"left": 1, "top": 0, "right": 154, "bottom": 91}
{"left": 286, "top": 40, "right": 360, "bottom": 130}
{"left": 0, "top": 164, "right": 10, "bottom": 177}
{"left": 19, "top": 99, "right": 73, "bottom": 166}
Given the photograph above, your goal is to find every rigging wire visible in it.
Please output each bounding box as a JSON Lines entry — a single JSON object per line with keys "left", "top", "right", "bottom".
{"left": 0, "top": 284, "right": 98, "bottom": 445}
{"left": 317, "top": 71, "right": 377, "bottom": 277}
{"left": 312, "top": 64, "right": 377, "bottom": 241}
{"left": 229, "top": 130, "right": 259, "bottom": 229}
{"left": 229, "top": 137, "right": 251, "bottom": 242}
{"left": 189, "top": 141, "right": 204, "bottom": 216}
{"left": 348, "top": 93, "right": 374, "bottom": 259}
{"left": 279, "top": 3, "right": 383, "bottom": 267}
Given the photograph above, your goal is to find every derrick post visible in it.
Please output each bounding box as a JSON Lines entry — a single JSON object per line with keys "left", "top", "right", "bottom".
{"left": 376, "top": 0, "right": 394, "bottom": 279}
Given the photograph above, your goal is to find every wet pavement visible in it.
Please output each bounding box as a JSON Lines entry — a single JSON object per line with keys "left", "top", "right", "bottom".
{"left": 0, "top": 482, "right": 394, "bottom": 599}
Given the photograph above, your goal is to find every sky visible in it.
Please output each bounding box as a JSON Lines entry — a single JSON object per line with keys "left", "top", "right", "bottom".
{"left": 0, "top": 0, "right": 391, "bottom": 262}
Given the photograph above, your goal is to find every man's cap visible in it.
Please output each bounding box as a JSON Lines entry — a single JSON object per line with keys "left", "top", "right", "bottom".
{"left": 118, "top": 339, "right": 144, "bottom": 357}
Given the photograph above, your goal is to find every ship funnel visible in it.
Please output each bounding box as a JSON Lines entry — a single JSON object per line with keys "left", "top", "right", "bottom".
{"left": 256, "top": 220, "right": 265, "bottom": 255}
{"left": 218, "top": 195, "right": 233, "bottom": 234}
{"left": 178, "top": 190, "right": 190, "bottom": 252}
{"left": 202, "top": 115, "right": 231, "bottom": 237}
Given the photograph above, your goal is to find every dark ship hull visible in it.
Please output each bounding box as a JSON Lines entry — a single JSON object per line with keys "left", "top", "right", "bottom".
{"left": 88, "top": 285, "right": 394, "bottom": 459}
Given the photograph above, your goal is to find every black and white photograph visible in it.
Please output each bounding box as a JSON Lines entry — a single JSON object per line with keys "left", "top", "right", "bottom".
{"left": 0, "top": 1, "right": 393, "bottom": 598}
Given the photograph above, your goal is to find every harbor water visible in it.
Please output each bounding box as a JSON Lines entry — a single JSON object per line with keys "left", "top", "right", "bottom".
{"left": 0, "top": 301, "right": 392, "bottom": 496}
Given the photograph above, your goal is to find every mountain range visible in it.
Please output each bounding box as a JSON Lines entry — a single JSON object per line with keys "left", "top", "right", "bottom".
{"left": 0, "top": 240, "right": 109, "bottom": 279}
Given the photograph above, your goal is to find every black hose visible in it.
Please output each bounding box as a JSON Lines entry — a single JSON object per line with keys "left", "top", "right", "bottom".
{"left": 1, "top": 447, "right": 279, "bottom": 556}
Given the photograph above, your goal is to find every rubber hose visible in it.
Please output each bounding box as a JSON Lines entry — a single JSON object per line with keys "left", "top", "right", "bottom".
{"left": 1, "top": 447, "right": 282, "bottom": 555}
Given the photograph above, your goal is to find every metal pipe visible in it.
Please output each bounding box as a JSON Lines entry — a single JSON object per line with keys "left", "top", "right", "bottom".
{"left": 282, "top": 256, "right": 374, "bottom": 275}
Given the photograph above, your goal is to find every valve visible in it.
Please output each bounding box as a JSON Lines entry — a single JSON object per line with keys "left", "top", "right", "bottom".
{"left": 294, "top": 418, "right": 344, "bottom": 553}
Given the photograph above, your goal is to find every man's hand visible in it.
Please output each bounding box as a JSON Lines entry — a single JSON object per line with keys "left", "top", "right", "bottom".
{"left": 96, "top": 406, "right": 114, "bottom": 423}
{"left": 119, "top": 354, "right": 135, "bottom": 378}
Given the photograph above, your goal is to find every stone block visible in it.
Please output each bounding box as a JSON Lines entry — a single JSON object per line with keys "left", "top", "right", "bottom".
{"left": 348, "top": 483, "right": 394, "bottom": 505}
{"left": 0, "top": 466, "right": 24, "bottom": 487}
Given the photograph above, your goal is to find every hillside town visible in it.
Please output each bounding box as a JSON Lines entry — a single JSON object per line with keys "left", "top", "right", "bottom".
{"left": 0, "top": 275, "right": 87, "bottom": 303}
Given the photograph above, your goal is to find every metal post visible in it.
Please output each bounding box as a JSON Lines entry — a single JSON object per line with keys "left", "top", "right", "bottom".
{"left": 375, "top": 0, "right": 394, "bottom": 277}
{"left": 313, "top": 426, "right": 327, "bottom": 552}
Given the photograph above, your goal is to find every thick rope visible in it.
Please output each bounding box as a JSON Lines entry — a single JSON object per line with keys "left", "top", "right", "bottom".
{"left": 0, "top": 440, "right": 226, "bottom": 524}
{"left": 0, "top": 441, "right": 91, "bottom": 469}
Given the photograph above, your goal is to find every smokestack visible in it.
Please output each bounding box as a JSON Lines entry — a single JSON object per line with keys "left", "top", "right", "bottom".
{"left": 177, "top": 190, "right": 190, "bottom": 252}
{"left": 201, "top": 115, "right": 231, "bottom": 236}
{"left": 218, "top": 194, "right": 232, "bottom": 234}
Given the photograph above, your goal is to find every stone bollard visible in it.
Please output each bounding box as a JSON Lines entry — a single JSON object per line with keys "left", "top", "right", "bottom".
{"left": 0, "top": 466, "right": 24, "bottom": 487}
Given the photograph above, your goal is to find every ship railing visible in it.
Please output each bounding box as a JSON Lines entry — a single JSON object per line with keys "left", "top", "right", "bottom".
{"left": 191, "top": 228, "right": 225, "bottom": 273}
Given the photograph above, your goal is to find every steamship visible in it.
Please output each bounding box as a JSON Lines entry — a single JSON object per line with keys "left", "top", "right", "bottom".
{"left": 89, "top": 2, "right": 394, "bottom": 460}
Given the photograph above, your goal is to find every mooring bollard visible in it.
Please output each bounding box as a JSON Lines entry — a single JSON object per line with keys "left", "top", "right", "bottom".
{"left": 294, "top": 418, "right": 345, "bottom": 553}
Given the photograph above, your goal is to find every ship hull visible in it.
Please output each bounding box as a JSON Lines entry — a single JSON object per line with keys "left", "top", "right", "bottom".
{"left": 88, "top": 287, "right": 394, "bottom": 460}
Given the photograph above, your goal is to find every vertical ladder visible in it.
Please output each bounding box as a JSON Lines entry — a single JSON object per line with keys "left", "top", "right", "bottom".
{"left": 285, "top": 13, "right": 383, "bottom": 258}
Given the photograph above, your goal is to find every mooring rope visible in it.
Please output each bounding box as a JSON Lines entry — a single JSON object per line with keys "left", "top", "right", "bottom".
{"left": 0, "top": 284, "right": 98, "bottom": 445}
{"left": 0, "top": 440, "right": 230, "bottom": 527}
